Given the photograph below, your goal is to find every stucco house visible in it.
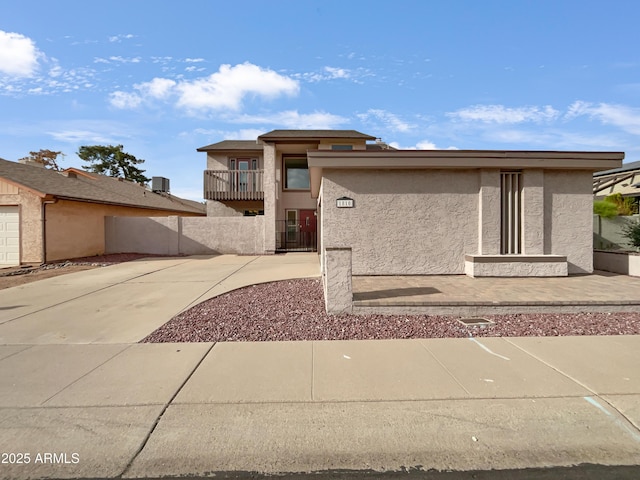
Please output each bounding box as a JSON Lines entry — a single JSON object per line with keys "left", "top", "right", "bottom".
{"left": 0, "top": 158, "right": 205, "bottom": 266}
{"left": 199, "top": 129, "right": 623, "bottom": 279}
{"left": 199, "top": 130, "right": 392, "bottom": 253}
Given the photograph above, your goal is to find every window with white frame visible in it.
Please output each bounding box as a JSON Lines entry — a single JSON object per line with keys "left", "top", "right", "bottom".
{"left": 500, "top": 171, "right": 522, "bottom": 254}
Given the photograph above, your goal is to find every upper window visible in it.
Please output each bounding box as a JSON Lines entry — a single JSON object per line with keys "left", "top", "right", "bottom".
{"left": 331, "top": 145, "right": 353, "bottom": 150}
{"left": 284, "top": 157, "right": 309, "bottom": 190}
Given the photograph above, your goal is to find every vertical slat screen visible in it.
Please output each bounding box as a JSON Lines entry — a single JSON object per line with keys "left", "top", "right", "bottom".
{"left": 501, "top": 171, "right": 522, "bottom": 254}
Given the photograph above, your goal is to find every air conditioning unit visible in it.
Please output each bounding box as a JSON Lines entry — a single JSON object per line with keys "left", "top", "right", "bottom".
{"left": 152, "top": 176, "right": 170, "bottom": 193}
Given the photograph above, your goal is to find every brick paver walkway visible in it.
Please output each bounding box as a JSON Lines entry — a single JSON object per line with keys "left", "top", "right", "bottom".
{"left": 352, "top": 271, "right": 640, "bottom": 314}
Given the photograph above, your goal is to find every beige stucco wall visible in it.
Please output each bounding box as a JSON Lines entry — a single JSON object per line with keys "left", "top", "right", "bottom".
{"left": 544, "top": 170, "right": 594, "bottom": 274}
{"left": 105, "top": 216, "right": 265, "bottom": 255}
{"left": 321, "top": 169, "right": 480, "bottom": 275}
{"left": 46, "top": 200, "right": 202, "bottom": 261}
{"left": 206, "top": 153, "right": 263, "bottom": 170}
{"left": 594, "top": 251, "right": 640, "bottom": 277}
{"left": 0, "top": 181, "right": 43, "bottom": 263}
{"left": 206, "top": 200, "right": 264, "bottom": 217}
{"left": 279, "top": 191, "right": 316, "bottom": 218}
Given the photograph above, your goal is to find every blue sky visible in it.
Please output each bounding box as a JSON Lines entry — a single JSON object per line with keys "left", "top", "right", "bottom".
{"left": 1, "top": 0, "right": 639, "bottom": 200}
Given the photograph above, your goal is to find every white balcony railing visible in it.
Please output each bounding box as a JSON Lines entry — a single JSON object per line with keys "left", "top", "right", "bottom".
{"left": 204, "top": 170, "right": 264, "bottom": 201}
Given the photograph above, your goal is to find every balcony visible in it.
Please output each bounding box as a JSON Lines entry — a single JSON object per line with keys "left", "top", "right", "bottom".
{"left": 204, "top": 170, "right": 264, "bottom": 201}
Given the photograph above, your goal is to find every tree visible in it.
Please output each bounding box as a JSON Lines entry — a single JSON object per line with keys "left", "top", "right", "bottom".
{"left": 18, "top": 149, "right": 64, "bottom": 170}
{"left": 77, "top": 145, "right": 150, "bottom": 185}
{"left": 593, "top": 199, "right": 618, "bottom": 218}
{"left": 605, "top": 193, "right": 638, "bottom": 215}
{"left": 593, "top": 193, "right": 638, "bottom": 218}
{"left": 622, "top": 219, "right": 640, "bottom": 249}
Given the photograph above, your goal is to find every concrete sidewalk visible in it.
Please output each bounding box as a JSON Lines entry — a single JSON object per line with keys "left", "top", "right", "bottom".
{"left": 1, "top": 335, "right": 639, "bottom": 478}
{"left": 0, "top": 253, "right": 320, "bottom": 344}
{"left": 1, "top": 254, "right": 639, "bottom": 478}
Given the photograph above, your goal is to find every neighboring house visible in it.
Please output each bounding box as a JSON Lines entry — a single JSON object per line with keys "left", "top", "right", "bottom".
{"left": 0, "top": 158, "right": 205, "bottom": 266}
{"left": 200, "top": 130, "right": 623, "bottom": 277}
{"left": 593, "top": 160, "right": 640, "bottom": 203}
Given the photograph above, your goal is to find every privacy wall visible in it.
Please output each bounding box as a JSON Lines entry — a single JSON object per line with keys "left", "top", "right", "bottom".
{"left": 105, "top": 216, "right": 265, "bottom": 255}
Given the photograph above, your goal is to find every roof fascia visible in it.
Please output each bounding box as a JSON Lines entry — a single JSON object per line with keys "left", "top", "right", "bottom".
{"left": 307, "top": 150, "right": 625, "bottom": 199}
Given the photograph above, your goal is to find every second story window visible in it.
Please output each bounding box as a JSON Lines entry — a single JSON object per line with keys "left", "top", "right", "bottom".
{"left": 284, "top": 156, "right": 309, "bottom": 190}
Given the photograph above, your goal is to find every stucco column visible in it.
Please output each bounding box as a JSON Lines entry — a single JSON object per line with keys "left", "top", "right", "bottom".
{"left": 522, "top": 169, "right": 544, "bottom": 255}
{"left": 324, "top": 247, "right": 353, "bottom": 314}
{"left": 263, "top": 142, "right": 276, "bottom": 254}
{"left": 478, "top": 169, "right": 501, "bottom": 254}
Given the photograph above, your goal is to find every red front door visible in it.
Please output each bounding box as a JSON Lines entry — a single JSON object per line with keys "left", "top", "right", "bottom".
{"left": 299, "top": 209, "right": 317, "bottom": 248}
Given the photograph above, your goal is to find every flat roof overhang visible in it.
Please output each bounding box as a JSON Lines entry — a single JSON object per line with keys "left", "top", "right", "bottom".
{"left": 307, "top": 149, "right": 625, "bottom": 198}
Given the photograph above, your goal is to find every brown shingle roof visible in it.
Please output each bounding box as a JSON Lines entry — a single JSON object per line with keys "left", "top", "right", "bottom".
{"left": 196, "top": 140, "right": 263, "bottom": 152}
{"left": 0, "top": 159, "right": 205, "bottom": 214}
{"left": 258, "top": 129, "right": 376, "bottom": 141}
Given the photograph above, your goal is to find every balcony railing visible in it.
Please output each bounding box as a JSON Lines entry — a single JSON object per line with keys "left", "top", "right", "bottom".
{"left": 204, "top": 169, "right": 264, "bottom": 201}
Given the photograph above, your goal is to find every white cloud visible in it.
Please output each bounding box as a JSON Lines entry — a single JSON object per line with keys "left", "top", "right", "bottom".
{"left": 232, "top": 110, "right": 347, "bottom": 129}
{"left": 136, "top": 77, "right": 176, "bottom": 99}
{"left": 109, "top": 56, "right": 141, "bottom": 63}
{"left": 389, "top": 140, "right": 458, "bottom": 150}
{"left": 191, "top": 128, "right": 265, "bottom": 141}
{"left": 324, "top": 66, "right": 350, "bottom": 79}
{"left": 47, "top": 129, "right": 116, "bottom": 144}
{"left": 448, "top": 104, "right": 560, "bottom": 124}
{"left": 176, "top": 62, "right": 299, "bottom": 111}
{"left": 0, "top": 30, "right": 42, "bottom": 77}
{"left": 565, "top": 101, "right": 640, "bottom": 135}
{"left": 109, "top": 91, "right": 143, "bottom": 109}
{"left": 357, "top": 109, "right": 415, "bottom": 133}
{"left": 110, "top": 62, "right": 300, "bottom": 113}
{"left": 185, "top": 58, "right": 205, "bottom": 63}
{"left": 108, "top": 34, "right": 135, "bottom": 43}
{"left": 294, "top": 66, "right": 355, "bottom": 83}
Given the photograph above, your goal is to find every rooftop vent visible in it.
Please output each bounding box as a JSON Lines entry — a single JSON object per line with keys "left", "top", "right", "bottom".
{"left": 152, "top": 176, "right": 170, "bottom": 193}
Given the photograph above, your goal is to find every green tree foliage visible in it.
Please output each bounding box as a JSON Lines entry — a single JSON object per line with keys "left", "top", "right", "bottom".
{"left": 622, "top": 219, "right": 640, "bottom": 249}
{"left": 593, "top": 193, "right": 638, "bottom": 218}
{"left": 605, "top": 193, "right": 637, "bottom": 215}
{"left": 18, "top": 149, "right": 64, "bottom": 170}
{"left": 77, "top": 145, "right": 150, "bottom": 185}
{"left": 593, "top": 199, "right": 618, "bottom": 218}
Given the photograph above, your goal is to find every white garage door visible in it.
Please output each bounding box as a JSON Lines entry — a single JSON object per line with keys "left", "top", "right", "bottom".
{"left": 0, "top": 206, "right": 20, "bottom": 266}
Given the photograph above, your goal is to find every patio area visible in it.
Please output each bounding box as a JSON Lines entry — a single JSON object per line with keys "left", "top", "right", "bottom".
{"left": 352, "top": 271, "right": 640, "bottom": 315}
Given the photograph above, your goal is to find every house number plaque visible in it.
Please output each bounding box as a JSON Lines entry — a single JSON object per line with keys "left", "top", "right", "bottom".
{"left": 336, "top": 197, "right": 354, "bottom": 208}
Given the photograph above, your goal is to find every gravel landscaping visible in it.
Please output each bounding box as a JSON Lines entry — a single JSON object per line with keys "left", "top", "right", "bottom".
{"left": 142, "top": 278, "right": 640, "bottom": 343}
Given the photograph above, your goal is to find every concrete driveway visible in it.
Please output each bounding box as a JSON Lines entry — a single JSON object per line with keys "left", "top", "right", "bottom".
{"left": 0, "top": 253, "right": 320, "bottom": 344}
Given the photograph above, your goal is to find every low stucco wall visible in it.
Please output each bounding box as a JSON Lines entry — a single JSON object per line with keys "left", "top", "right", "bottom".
{"left": 105, "top": 216, "right": 265, "bottom": 255}
{"left": 594, "top": 214, "right": 639, "bottom": 250}
{"left": 594, "top": 250, "right": 640, "bottom": 277}
{"left": 45, "top": 200, "right": 202, "bottom": 262}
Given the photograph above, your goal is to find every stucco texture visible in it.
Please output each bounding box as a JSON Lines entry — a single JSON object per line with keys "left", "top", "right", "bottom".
{"left": 46, "top": 200, "right": 202, "bottom": 262}
{"left": 0, "top": 182, "right": 43, "bottom": 263}
{"left": 544, "top": 170, "right": 594, "bottom": 274}
{"left": 321, "top": 169, "right": 479, "bottom": 275}
{"left": 106, "top": 216, "right": 265, "bottom": 255}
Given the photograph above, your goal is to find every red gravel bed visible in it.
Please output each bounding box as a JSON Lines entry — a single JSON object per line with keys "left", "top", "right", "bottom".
{"left": 142, "top": 278, "right": 640, "bottom": 343}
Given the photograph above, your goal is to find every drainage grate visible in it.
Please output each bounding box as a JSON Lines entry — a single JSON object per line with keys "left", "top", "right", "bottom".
{"left": 457, "top": 317, "right": 494, "bottom": 326}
